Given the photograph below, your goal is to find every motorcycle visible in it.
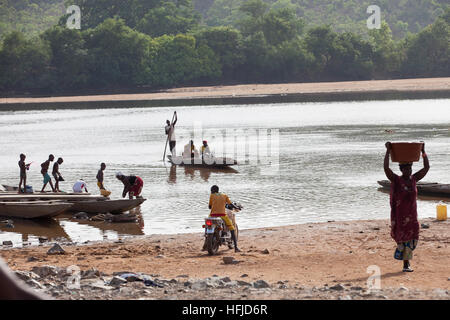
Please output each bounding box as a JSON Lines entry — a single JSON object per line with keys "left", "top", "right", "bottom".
{"left": 202, "top": 202, "right": 242, "bottom": 255}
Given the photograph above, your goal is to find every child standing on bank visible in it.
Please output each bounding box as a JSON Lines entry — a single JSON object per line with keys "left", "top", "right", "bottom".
{"left": 18, "top": 154, "right": 31, "bottom": 193}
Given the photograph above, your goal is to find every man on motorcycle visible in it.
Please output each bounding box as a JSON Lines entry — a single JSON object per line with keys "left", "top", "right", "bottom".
{"left": 206, "top": 185, "right": 241, "bottom": 252}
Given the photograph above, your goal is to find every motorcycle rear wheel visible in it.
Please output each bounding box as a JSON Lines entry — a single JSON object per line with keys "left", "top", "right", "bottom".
{"left": 206, "top": 233, "right": 219, "bottom": 255}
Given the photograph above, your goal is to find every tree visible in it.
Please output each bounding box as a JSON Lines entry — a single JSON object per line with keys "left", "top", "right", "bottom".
{"left": 304, "top": 25, "right": 339, "bottom": 76}
{"left": 136, "top": 1, "right": 200, "bottom": 37}
{"left": 62, "top": 0, "right": 164, "bottom": 29}
{"left": 265, "top": 38, "right": 314, "bottom": 81}
{"left": 148, "top": 34, "right": 221, "bottom": 87}
{"left": 402, "top": 14, "right": 450, "bottom": 77}
{"left": 369, "top": 21, "right": 403, "bottom": 77}
{"left": 194, "top": 26, "right": 245, "bottom": 79}
{"left": 0, "top": 31, "right": 51, "bottom": 91}
{"left": 42, "top": 26, "right": 88, "bottom": 89}
{"left": 260, "top": 7, "right": 304, "bottom": 46}
{"left": 82, "top": 18, "right": 151, "bottom": 87}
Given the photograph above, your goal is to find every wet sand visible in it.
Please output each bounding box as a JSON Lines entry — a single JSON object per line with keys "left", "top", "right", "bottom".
{"left": 1, "top": 218, "right": 448, "bottom": 299}
{"left": 1, "top": 78, "right": 449, "bottom": 105}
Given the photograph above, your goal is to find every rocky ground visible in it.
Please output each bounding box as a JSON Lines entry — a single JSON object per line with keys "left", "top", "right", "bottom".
{"left": 11, "top": 265, "right": 450, "bottom": 300}
{"left": 1, "top": 218, "right": 449, "bottom": 300}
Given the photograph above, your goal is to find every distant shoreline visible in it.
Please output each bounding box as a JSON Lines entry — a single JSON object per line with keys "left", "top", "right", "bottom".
{"left": 1, "top": 78, "right": 449, "bottom": 110}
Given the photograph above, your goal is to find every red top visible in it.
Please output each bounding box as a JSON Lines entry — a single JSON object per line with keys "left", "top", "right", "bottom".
{"left": 389, "top": 175, "right": 420, "bottom": 243}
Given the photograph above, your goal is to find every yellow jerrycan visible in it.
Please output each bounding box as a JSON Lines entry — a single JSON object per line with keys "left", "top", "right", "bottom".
{"left": 436, "top": 202, "right": 447, "bottom": 221}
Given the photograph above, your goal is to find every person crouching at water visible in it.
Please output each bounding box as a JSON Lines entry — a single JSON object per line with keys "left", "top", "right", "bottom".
{"left": 384, "top": 142, "right": 429, "bottom": 272}
{"left": 40, "top": 154, "right": 55, "bottom": 192}
{"left": 18, "top": 154, "right": 31, "bottom": 193}
{"left": 206, "top": 185, "right": 240, "bottom": 252}
{"left": 73, "top": 179, "right": 88, "bottom": 193}
{"left": 115, "top": 172, "right": 144, "bottom": 199}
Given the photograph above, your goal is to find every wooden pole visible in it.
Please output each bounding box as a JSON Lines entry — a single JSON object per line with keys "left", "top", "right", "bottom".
{"left": 163, "top": 112, "right": 176, "bottom": 162}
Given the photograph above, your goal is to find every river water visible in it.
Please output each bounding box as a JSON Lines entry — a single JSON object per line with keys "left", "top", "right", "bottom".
{"left": 0, "top": 98, "right": 449, "bottom": 246}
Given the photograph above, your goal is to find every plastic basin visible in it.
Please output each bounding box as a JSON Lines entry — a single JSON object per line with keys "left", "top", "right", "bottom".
{"left": 390, "top": 142, "right": 423, "bottom": 163}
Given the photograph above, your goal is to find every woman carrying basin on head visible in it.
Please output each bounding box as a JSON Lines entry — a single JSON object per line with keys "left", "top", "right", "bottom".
{"left": 384, "top": 142, "right": 429, "bottom": 272}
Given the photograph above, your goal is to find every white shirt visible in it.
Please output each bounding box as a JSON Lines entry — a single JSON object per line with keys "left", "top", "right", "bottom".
{"left": 73, "top": 180, "right": 87, "bottom": 193}
{"left": 165, "top": 124, "right": 176, "bottom": 141}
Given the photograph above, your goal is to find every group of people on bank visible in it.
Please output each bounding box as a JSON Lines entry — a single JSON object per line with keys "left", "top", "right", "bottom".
{"left": 17, "top": 154, "right": 143, "bottom": 199}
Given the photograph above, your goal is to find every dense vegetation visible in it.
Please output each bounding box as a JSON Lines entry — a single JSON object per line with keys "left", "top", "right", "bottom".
{"left": 194, "top": 0, "right": 449, "bottom": 39}
{"left": 0, "top": 0, "right": 65, "bottom": 39}
{"left": 0, "top": 0, "right": 448, "bottom": 94}
{"left": 2, "top": 0, "right": 447, "bottom": 39}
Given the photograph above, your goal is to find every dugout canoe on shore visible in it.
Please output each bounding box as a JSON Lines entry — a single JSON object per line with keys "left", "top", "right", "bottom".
{"left": 69, "top": 198, "right": 146, "bottom": 214}
{"left": 377, "top": 180, "right": 450, "bottom": 197}
{"left": 1, "top": 184, "right": 95, "bottom": 196}
{"left": 0, "top": 194, "right": 106, "bottom": 202}
{"left": 0, "top": 201, "right": 73, "bottom": 219}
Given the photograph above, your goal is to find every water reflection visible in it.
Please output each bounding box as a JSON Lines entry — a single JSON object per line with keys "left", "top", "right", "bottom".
{"left": 0, "top": 218, "right": 70, "bottom": 244}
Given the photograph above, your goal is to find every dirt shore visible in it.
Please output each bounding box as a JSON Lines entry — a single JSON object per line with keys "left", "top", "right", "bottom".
{"left": 1, "top": 78, "right": 449, "bottom": 104}
{"left": 1, "top": 218, "right": 448, "bottom": 300}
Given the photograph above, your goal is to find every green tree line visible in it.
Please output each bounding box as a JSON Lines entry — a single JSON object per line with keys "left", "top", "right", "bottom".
{"left": 0, "top": 0, "right": 448, "bottom": 94}
{"left": 194, "top": 0, "right": 449, "bottom": 39}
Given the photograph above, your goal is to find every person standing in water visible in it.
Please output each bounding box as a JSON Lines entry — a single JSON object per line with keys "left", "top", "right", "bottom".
{"left": 40, "top": 154, "right": 55, "bottom": 192}
{"left": 52, "top": 157, "right": 64, "bottom": 192}
{"left": 384, "top": 142, "right": 429, "bottom": 272}
{"left": 18, "top": 154, "right": 31, "bottom": 193}
{"left": 165, "top": 111, "right": 177, "bottom": 155}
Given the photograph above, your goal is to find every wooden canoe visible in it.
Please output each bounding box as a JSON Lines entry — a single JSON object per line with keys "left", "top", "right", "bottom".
{"left": 0, "top": 201, "right": 73, "bottom": 219}
{"left": 69, "top": 198, "right": 146, "bottom": 214}
{"left": 167, "top": 155, "right": 237, "bottom": 168}
{"left": 1, "top": 184, "right": 93, "bottom": 196}
{"left": 377, "top": 180, "right": 450, "bottom": 197}
{"left": 0, "top": 194, "right": 105, "bottom": 202}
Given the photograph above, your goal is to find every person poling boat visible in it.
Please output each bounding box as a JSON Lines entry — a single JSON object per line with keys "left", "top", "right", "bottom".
{"left": 164, "top": 111, "right": 177, "bottom": 156}
{"left": 115, "top": 172, "right": 144, "bottom": 199}
{"left": 384, "top": 141, "right": 430, "bottom": 272}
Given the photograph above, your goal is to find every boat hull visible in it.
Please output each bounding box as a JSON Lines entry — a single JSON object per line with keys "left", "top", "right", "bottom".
{"left": 0, "top": 202, "right": 73, "bottom": 219}
{"left": 377, "top": 180, "right": 450, "bottom": 197}
{"left": 0, "top": 194, "right": 105, "bottom": 202}
{"left": 69, "top": 198, "right": 146, "bottom": 214}
{"left": 167, "top": 155, "right": 237, "bottom": 168}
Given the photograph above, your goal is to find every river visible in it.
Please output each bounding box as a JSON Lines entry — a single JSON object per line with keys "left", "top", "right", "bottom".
{"left": 1, "top": 98, "right": 449, "bottom": 246}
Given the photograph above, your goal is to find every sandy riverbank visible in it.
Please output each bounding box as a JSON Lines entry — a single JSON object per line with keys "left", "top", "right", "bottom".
{"left": 1, "top": 78, "right": 449, "bottom": 105}
{"left": 1, "top": 218, "right": 448, "bottom": 300}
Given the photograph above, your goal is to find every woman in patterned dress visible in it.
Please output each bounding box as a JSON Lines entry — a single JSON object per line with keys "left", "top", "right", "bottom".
{"left": 384, "top": 142, "right": 429, "bottom": 272}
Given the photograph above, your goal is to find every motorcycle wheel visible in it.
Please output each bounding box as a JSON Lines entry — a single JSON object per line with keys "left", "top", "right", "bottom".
{"left": 206, "top": 233, "right": 219, "bottom": 255}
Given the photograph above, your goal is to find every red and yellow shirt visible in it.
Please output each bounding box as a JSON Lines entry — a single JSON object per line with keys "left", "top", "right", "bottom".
{"left": 209, "top": 192, "right": 231, "bottom": 216}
